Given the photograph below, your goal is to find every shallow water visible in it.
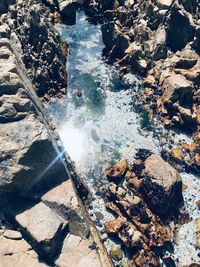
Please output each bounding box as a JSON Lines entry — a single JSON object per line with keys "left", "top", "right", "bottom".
{"left": 46, "top": 12, "right": 200, "bottom": 266}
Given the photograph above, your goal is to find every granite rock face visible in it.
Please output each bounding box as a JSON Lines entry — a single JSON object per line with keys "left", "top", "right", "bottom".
{"left": 0, "top": 1, "right": 112, "bottom": 267}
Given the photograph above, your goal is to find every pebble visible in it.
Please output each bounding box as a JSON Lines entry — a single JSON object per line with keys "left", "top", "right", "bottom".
{"left": 110, "top": 246, "right": 123, "bottom": 261}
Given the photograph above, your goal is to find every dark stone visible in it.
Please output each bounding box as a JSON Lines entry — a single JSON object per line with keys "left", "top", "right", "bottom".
{"left": 167, "top": 8, "right": 195, "bottom": 52}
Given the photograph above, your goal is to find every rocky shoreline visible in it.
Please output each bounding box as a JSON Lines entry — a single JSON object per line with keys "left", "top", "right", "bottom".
{"left": 0, "top": 0, "right": 200, "bottom": 266}
{"left": 0, "top": 1, "right": 113, "bottom": 266}
{"left": 82, "top": 0, "right": 200, "bottom": 173}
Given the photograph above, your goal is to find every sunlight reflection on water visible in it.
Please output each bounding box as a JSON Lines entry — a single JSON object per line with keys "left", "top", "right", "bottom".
{"left": 59, "top": 124, "right": 85, "bottom": 161}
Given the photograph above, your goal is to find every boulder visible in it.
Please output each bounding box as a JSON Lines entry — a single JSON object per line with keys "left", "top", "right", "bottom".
{"left": 0, "top": 114, "right": 67, "bottom": 195}
{"left": 42, "top": 180, "right": 89, "bottom": 237}
{"left": 0, "top": 232, "right": 47, "bottom": 267}
{"left": 59, "top": 0, "right": 76, "bottom": 25}
{"left": 139, "top": 154, "right": 184, "bottom": 216}
{"left": 162, "top": 74, "right": 193, "bottom": 104}
{"left": 6, "top": 198, "right": 68, "bottom": 260}
{"left": 55, "top": 234, "right": 103, "bottom": 267}
{"left": 166, "top": 6, "right": 195, "bottom": 52}
{"left": 156, "top": 0, "right": 173, "bottom": 9}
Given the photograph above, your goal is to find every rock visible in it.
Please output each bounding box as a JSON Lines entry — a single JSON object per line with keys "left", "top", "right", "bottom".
{"left": 0, "top": 233, "right": 47, "bottom": 267}
{"left": 182, "top": 183, "right": 188, "bottom": 190}
{"left": 140, "top": 154, "right": 183, "bottom": 216}
{"left": 3, "top": 230, "right": 22, "bottom": 240}
{"left": 171, "top": 147, "right": 184, "bottom": 161}
{"left": 105, "top": 160, "right": 128, "bottom": 182}
{"left": 143, "top": 75, "right": 156, "bottom": 88}
{"left": 156, "top": 0, "right": 173, "bottom": 9}
{"left": 166, "top": 6, "right": 195, "bottom": 52}
{"left": 136, "top": 59, "right": 147, "bottom": 75}
{"left": 163, "top": 74, "right": 193, "bottom": 104}
{"left": 59, "top": 0, "right": 76, "bottom": 25}
{"left": 8, "top": 199, "right": 68, "bottom": 260}
{"left": 102, "top": 22, "right": 129, "bottom": 59}
{"left": 152, "top": 27, "right": 167, "bottom": 60}
{"left": 7, "top": 1, "right": 68, "bottom": 98}
{"left": 175, "top": 48, "right": 198, "bottom": 69}
{"left": 195, "top": 218, "right": 200, "bottom": 249}
{"left": 194, "top": 153, "right": 200, "bottom": 166}
{"left": 134, "top": 249, "right": 160, "bottom": 267}
{"left": 107, "top": 183, "right": 169, "bottom": 247}
{"left": 55, "top": 234, "right": 103, "bottom": 267}
{"left": 0, "top": 71, "right": 23, "bottom": 95}
{"left": 196, "top": 200, "right": 200, "bottom": 210}
{"left": 105, "top": 217, "right": 143, "bottom": 248}
{"left": 0, "top": 114, "right": 67, "bottom": 195}
{"left": 42, "top": 180, "right": 89, "bottom": 237}
{"left": 110, "top": 246, "right": 123, "bottom": 261}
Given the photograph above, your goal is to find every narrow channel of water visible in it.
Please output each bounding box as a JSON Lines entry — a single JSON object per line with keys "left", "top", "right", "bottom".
{"left": 46, "top": 12, "right": 200, "bottom": 266}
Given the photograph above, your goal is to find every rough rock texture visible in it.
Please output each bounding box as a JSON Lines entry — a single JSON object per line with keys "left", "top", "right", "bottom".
{"left": 56, "top": 234, "right": 103, "bottom": 267}
{"left": 0, "top": 1, "right": 113, "bottom": 266}
{"left": 3, "top": 0, "right": 68, "bottom": 99}
{"left": 42, "top": 180, "right": 90, "bottom": 237}
{"left": 83, "top": 0, "right": 200, "bottom": 172}
{"left": 139, "top": 154, "right": 184, "bottom": 216}
{"left": 104, "top": 151, "right": 183, "bottom": 266}
{"left": 59, "top": 0, "right": 76, "bottom": 25}
{"left": 0, "top": 230, "right": 47, "bottom": 267}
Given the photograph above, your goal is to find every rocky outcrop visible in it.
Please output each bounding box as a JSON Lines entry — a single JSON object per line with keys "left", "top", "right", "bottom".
{"left": 103, "top": 150, "right": 184, "bottom": 266}
{"left": 0, "top": 2, "right": 113, "bottom": 266}
{"left": 2, "top": 0, "right": 68, "bottom": 99}
{"left": 83, "top": 0, "right": 200, "bottom": 173}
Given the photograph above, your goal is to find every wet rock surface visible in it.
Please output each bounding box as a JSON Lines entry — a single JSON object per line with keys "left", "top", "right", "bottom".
{"left": 103, "top": 151, "right": 184, "bottom": 266}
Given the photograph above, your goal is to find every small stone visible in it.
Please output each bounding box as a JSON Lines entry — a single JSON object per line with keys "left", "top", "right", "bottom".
{"left": 196, "top": 200, "right": 200, "bottom": 210}
{"left": 110, "top": 246, "right": 123, "bottom": 261}
{"left": 181, "top": 143, "right": 191, "bottom": 152}
{"left": 195, "top": 218, "right": 200, "bottom": 249}
{"left": 76, "top": 88, "right": 82, "bottom": 97}
{"left": 121, "top": 259, "right": 130, "bottom": 267}
{"left": 182, "top": 183, "right": 188, "bottom": 191}
{"left": 171, "top": 147, "right": 184, "bottom": 161}
{"left": 105, "top": 160, "right": 128, "bottom": 182}
{"left": 194, "top": 153, "right": 200, "bottom": 166}
{"left": 163, "top": 119, "right": 172, "bottom": 126}
{"left": 3, "top": 230, "right": 22, "bottom": 240}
